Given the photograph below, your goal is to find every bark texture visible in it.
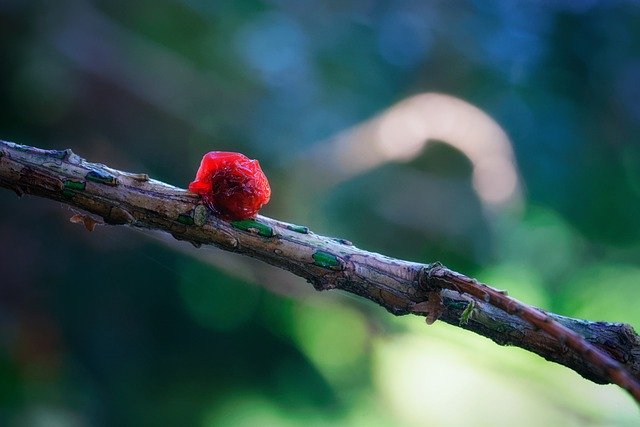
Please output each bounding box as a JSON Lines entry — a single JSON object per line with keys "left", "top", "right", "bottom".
{"left": 1, "top": 140, "right": 639, "bottom": 399}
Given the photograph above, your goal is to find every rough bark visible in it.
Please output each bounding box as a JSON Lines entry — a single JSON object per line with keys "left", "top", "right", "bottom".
{"left": 1, "top": 140, "right": 639, "bottom": 402}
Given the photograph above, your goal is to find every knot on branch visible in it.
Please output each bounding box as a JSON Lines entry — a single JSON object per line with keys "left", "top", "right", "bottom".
{"left": 417, "top": 261, "right": 447, "bottom": 293}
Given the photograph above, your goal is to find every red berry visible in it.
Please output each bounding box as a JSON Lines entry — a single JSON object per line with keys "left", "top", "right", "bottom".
{"left": 188, "top": 151, "right": 271, "bottom": 220}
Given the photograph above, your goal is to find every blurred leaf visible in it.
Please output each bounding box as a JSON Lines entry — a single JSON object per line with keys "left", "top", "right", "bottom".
{"left": 560, "top": 263, "right": 640, "bottom": 328}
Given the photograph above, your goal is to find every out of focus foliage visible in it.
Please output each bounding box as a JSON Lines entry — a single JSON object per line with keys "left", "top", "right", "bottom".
{"left": 1, "top": 0, "right": 639, "bottom": 425}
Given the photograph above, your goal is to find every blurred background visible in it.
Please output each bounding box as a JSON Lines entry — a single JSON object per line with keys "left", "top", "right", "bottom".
{"left": 1, "top": 0, "right": 640, "bottom": 425}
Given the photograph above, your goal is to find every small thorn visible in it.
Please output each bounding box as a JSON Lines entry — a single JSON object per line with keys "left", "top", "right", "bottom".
{"left": 411, "top": 290, "right": 445, "bottom": 325}
{"left": 70, "top": 214, "right": 101, "bottom": 232}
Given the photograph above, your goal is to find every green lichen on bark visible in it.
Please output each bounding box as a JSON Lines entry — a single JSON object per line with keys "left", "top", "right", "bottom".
{"left": 231, "top": 219, "right": 275, "bottom": 237}
{"left": 177, "top": 213, "right": 195, "bottom": 226}
{"left": 287, "top": 224, "right": 309, "bottom": 234}
{"left": 64, "top": 180, "right": 86, "bottom": 191}
{"left": 312, "top": 250, "right": 342, "bottom": 270}
{"left": 86, "top": 170, "right": 118, "bottom": 186}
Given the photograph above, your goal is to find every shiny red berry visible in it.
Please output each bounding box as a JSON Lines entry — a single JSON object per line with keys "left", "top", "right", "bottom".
{"left": 188, "top": 151, "right": 271, "bottom": 220}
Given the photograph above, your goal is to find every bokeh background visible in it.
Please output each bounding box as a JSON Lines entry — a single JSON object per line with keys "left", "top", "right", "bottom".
{"left": 1, "top": 0, "right": 640, "bottom": 425}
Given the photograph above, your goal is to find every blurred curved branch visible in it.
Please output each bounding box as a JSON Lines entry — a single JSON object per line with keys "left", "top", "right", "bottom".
{"left": 1, "top": 139, "right": 639, "bottom": 401}
{"left": 294, "top": 93, "right": 522, "bottom": 212}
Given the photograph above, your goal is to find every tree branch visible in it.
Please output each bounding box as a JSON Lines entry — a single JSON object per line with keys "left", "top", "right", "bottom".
{"left": 1, "top": 140, "right": 639, "bottom": 403}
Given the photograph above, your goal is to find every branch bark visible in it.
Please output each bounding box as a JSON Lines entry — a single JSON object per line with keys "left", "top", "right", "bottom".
{"left": 1, "top": 140, "right": 639, "bottom": 402}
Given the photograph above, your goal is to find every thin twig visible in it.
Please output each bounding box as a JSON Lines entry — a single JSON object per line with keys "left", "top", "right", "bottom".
{"left": 1, "top": 139, "right": 639, "bottom": 404}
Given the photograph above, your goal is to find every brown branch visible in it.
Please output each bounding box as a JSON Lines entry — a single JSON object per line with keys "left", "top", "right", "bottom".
{"left": 1, "top": 139, "right": 640, "bottom": 403}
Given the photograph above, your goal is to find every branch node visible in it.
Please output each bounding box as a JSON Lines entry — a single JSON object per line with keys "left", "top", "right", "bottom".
{"left": 105, "top": 206, "right": 135, "bottom": 225}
